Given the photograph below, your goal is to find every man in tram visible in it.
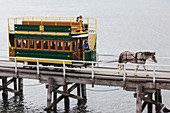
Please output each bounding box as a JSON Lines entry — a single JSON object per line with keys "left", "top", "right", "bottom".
{"left": 83, "top": 39, "right": 90, "bottom": 51}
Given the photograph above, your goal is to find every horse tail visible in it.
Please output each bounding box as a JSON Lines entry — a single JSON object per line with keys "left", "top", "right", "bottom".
{"left": 118, "top": 53, "right": 123, "bottom": 63}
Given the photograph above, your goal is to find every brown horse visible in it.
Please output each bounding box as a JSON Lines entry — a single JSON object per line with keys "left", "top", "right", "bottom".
{"left": 118, "top": 51, "right": 157, "bottom": 74}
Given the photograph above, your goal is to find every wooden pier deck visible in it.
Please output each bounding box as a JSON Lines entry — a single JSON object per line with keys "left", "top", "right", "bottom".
{"left": 0, "top": 58, "right": 170, "bottom": 113}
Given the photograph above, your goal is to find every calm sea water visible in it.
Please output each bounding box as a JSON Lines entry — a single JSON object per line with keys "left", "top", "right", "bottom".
{"left": 0, "top": 0, "right": 170, "bottom": 113}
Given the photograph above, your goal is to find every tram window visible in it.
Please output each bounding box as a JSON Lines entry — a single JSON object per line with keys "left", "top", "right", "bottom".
{"left": 36, "top": 40, "right": 41, "bottom": 49}
{"left": 65, "top": 42, "right": 70, "bottom": 51}
{"left": 30, "top": 40, "right": 34, "bottom": 49}
{"left": 50, "top": 41, "right": 56, "bottom": 50}
{"left": 16, "top": 39, "right": 21, "bottom": 48}
{"left": 57, "top": 42, "right": 63, "bottom": 50}
{"left": 43, "top": 41, "right": 48, "bottom": 49}
{"left": 23, "top": 40, "right": 28, "bottom": 48}
{"left": 72, "top": 41, "right": 77, "bottom": 50}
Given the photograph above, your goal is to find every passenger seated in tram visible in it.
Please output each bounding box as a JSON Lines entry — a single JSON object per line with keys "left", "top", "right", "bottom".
{"left": 76, "top": 16, "right": 80, "bottom": 22}
{"left": 83, "top": 39, "right": 90, "bottom": 51}
{"left": 76, "top": 15, "right": 84, "bottom": 31}
{"left": 76, "top": 15, "right": 83, "bottom": 22}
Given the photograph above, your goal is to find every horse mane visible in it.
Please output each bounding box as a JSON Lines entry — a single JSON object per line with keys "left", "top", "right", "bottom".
{"left": 143, "top": 52, "right": 155, "bottom": 57}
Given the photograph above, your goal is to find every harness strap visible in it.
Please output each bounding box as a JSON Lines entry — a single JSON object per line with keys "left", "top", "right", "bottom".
{"left": 135, "top": 53, "right": 138, "bottom": 63}
{"left": 124, "top": 51, "right": 136, "bottom": 62}
{"left": 121, "top": 51, "right": 147, "bottom": 63}
{"left": 136, "top": 52, "right": 147, "bottom": 62}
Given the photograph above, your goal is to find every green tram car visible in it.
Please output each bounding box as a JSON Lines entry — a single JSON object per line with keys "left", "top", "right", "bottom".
{"left": 8, "top": 17, "right": 97, "bottom": 67}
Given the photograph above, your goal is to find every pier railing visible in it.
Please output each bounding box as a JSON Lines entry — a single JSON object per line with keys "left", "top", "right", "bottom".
{"left": 0, "top": 54, "right": 170, "bottom": 84}
{"left": 96, "top": 53, "right": 170, "bottom": 83}
{"left": 0, "top": 55, "right": 98, "bottom": 83}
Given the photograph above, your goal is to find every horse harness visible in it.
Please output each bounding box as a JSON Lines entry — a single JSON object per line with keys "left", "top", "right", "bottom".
{"left": 123, "top": 51, "right": 147, "bottom": 63}
{"left": 135, "top": 52, "right": 147, "bottom": 63}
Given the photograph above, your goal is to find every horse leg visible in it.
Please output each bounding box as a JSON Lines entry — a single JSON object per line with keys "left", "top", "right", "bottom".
{"left": 118, "top": 63, "right": 125, "bottom": 75}
{"left": 117, "top": 64, "right": 122, "bottom": 74}
{"left": 135, "top": 65, "right": 139, "bottom": 76}
{"left": 117, "top": 64, "right": 120, "bottom": 74}
{"left": 143, "top": 65, "right": 149, "bottom": 76}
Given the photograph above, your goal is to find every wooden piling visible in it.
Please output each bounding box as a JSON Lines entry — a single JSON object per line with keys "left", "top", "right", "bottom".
{"left": 136, "top": 84, "right": 143, "bottom": 113}
{"left": 53, "top": 91, "right": 57, "bottom": 112}
{"left": 148, "top": 93, "right": 153, "bottom": 113}
{"left": 81, "top": 84, "right": 87, "bottom": 104}
{"left": 47, "top": 78, "right": 54, "bottom": 111}
{"left": 2, "top": 77, "right": 8, "bottom": 102}
{"left": 63, "top": 84, "right": 70, "bottom": 112}
{"left": 77, "top": 84, "right": 81, "bottom": 106}
{"left": 13, "top": 77, "right": 17, "bottom": 96}
{"left": 155, "top": 89, "right": 162, "bottom": 112}
{"left": 18, "top": 78, "right": 23, "bottom": 94}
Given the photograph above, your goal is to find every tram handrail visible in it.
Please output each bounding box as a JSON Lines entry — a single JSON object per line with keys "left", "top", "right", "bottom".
{"left": 8, "top": 17, "right": 97, "bottom": 34}
{"left": 0, "top": 55, "right": 97, "bottom": 82}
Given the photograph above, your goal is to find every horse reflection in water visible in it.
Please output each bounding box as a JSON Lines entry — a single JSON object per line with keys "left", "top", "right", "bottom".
{"left": 118, "top": 51, "right": 157, "bottom": 75}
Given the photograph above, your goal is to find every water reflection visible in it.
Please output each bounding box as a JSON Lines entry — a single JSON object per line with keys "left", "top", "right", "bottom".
{"left": 0, "top": 95, "right": 47, "bottom": 113}
{"left": 0, "top": 95, "right": 90, "bottom": 113}
{"left": 0, "top": 96, "right": 24, "bottom": 113}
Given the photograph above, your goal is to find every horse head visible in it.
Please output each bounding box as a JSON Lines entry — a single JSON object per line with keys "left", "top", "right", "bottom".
{"left": 150, "top": 52, "right": 157, "bottom": 63}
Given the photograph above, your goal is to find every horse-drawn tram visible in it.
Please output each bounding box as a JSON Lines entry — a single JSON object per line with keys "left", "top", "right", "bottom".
{"left": 8, "top": 16, "right": 97, "bottom": 67}
{"left": 4, "top": 17, "right": 170, "bottom": 113}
